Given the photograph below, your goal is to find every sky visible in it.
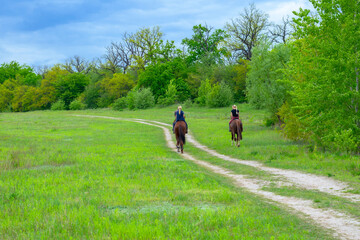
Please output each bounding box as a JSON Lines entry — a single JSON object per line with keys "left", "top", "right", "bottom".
{"left": 0, "top": 0, "right": 313, "bottom": 67}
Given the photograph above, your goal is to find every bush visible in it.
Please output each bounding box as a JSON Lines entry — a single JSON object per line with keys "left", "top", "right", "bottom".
{"left": 157, "top": 79, "right": 177, "bottom": 107}
{"left": 333, "top": 129, "right": 358, "bottom": 153}
{"left": 69, "top": 99, "right": 85, "bottom": 110}
{"left": 172, "top": 78, "right": 191, "bottom": 102}
{"left": 183, "top": 99, "right": 193, "bottom": 108}
{"left": 157, "top": 96, "right": 173, "bottom": 107}
{"left": 83, "top": 84, "right": 100, "bottom": 109}
{"left": 206, "top": 81, "right": 233, "bottom": 108}
{"left": 126, "top": 89, "right": 137, "bottom": 110}
{"left": 97, "top": 93, "right": 114, "bottom": 108}
{"left": 112, "top": 97, "right": 127, "bottom": 111}
{"left": 51, "top": 100, "right": 66, "bottom": 111}
{"left": 195, "top": 79, "right": 211, "bottom": 106}
{"left": 278, "top": 101, "right": 308, "bottom": 141}
{"left": 134, "top": 88, "right": 155, "bottom": 109}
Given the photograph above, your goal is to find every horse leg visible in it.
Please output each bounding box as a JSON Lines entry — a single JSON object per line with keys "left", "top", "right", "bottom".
{"left": 176, "top": 139, "right": 180, "bottom": 152}
{"left": 234, "top": 132, "right": 238, "bottom": 147}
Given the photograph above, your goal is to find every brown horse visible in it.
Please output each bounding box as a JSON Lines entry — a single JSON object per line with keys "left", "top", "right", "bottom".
{"left": 174, "top": 121, "right": 186, "bottom": 153}
{"left": 230, "top": 119, "right": 243, "bottom": 147}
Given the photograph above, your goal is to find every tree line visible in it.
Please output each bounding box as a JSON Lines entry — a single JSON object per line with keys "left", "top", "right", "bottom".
{"left": 1, "top": 0, "right": 359, "bottom": 153}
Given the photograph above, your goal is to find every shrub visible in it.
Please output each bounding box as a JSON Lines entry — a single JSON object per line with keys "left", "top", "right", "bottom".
{"left": 172, "top": 78, "right": 191, "bottom": 102}
{"left": 83, "top": 84, "right": 100, "bottom": 109}
{"left": 126, "top": 89, "right": 137, "bottom": 110}
{"left": 54, "top": 73, "right": 89, "bottom": 107}
{"left": 157, "top": 96, "right": 173, "bottom": 107}
{"left": 51, "top": 100, "right": 66, "bottom": 111}
{"left": 97, "top": 92, "right": 114, "bottom": 108}
{"left": 69, "top": 99, "right": 85, "bottom": 110}
{"left": 183, "top": 99, "right": 193, "bottom": 108}
{"left": 157, "top": 79, "right": 177, "bottom": 107}
{"left": 278, "top": 101, "right": 309, "bottom": 141}
{"left": 195, "top": 79, "right": 211, "bottom": 106}
{"left": 112, "top": 97, "right": 127, "bottom": 111}
{"left": 333, "top": 129, "right": 358, "bottom": 153}
{"left": 134, "top": 88, "right": 155, "bottom": 109}
{"left": 206, "top": 81, "right": 233, "bottom": 108}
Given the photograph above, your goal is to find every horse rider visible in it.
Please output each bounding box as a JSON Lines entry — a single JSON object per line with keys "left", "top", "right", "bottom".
{"left": 229, "top": 105, "right": 239, "bottom": 131}
{"left": 173, "top": 106, "right": 188, "bottom": 134}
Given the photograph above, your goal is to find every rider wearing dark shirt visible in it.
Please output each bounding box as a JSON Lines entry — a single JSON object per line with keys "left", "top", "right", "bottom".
{"left": 231, "top": 108, "right": 239, "bottom": 118}
{"left": 229, "top": 105, "right": 239, "bottom": 131}
{"left": 173, "top": 106, "right": 188, "bottom": 133}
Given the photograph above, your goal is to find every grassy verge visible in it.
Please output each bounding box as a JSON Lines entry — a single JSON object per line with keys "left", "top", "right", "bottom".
{"left": 263, "top": 186, "right": 360, "bottom": 220}
{"left": 0, "top": 110, "right": 334, "bottom": 239}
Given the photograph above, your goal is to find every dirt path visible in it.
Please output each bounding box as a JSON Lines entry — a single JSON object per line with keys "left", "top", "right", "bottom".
{"left": 147, "top": 120, "right": 360, "bottom": 202}
{"left": 75, "top": 115, "right": 360, "bottom": 240}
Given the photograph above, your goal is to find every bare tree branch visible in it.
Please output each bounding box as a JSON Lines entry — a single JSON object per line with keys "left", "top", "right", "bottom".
{"left": 225, "top": 3, "right": 269, "bottom": 61}
{"left": 63, "top": 55, "right": 91, "bottom": 74}
{"left": 269, "top": 16, "right": 294, "bottom": 44}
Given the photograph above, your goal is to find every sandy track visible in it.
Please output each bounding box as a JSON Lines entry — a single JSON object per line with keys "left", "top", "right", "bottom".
{"left": 74, "top": 115, "right": 360, "bottom": 240}
{"left": 146, "top": 120, "right": 360, "bottom": 202}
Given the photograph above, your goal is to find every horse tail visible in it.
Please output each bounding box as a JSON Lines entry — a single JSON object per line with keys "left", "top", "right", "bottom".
{"left": 179, "top": 124, "right": 185, "bottom": 144}
{"left": 239, "top": 120, "right": 243, "bottom": 140}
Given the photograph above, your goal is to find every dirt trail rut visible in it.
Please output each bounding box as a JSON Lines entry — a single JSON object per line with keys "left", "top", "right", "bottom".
{"left": 74, "top": 115, "right": 360, "bottom": 240}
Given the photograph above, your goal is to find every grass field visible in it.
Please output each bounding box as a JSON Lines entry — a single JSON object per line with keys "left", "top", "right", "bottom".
{"left": 1, "top": 104, "right": 358, "bottom": 239}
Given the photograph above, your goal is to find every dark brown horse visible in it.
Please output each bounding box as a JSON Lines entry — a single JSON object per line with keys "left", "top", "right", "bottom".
{"left": 230, "top": 119, "right": 243, "bottom": 147}
{"left": 174, "top": 121, "right": 186, "bottom": 153}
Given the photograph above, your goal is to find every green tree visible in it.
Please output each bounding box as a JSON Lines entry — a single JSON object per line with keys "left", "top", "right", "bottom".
{"left": 182, "top": 24, "right": 228, "bottom": 65}
{"left": 137, "top": 56, "right": 188, "bottom": 101}
{"left": 97, "top": 72, "right": 135, "bottom": 106}
{"left": 212, "top": 60, "right": 248, "bottom": 103}
{"left": 11, "top": 86, "right": 39, "bottom": 112}
{"left": 246, "top": 40, "right": 291, "bottom": 120}
{"left": 54, "top": 73, "right": 89, "bottom": 108}
{"left": 157, "top": 79, "right": 178, "bottom": 106}
{"left": 0, "top": 84, "right": 13, "bottom": 111}
{"left": 82, "top": 84, "right": 101, "bottom": 109}
{"left": 0, "top": 61, "right": 41, "bottom": 86}
{"left": 282, "top": 0, "right": 360, "bottom": 151}
{"left": 129, "top": 26, "right": 164, "bottom": 70}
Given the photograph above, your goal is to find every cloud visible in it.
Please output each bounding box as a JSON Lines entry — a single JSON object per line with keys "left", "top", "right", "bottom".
{"left": 0, "top": 0, "right": 314, "bottom": 66}
{"left": 258, "top": 0, "right": 314, "bottom": 23}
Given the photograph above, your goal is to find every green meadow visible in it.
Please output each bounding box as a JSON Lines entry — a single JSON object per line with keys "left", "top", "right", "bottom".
{"left": 1, "top": 104, "right": 359, "bottom": 239}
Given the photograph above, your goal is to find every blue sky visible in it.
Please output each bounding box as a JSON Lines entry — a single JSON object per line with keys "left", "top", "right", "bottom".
{"left": 0, "top": 0, "right": 313, "bottom": 67}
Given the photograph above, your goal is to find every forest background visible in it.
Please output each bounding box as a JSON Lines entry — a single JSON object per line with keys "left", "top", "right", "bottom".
{"left": 0, "top": 0, "right": 359, "bottom": 153}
